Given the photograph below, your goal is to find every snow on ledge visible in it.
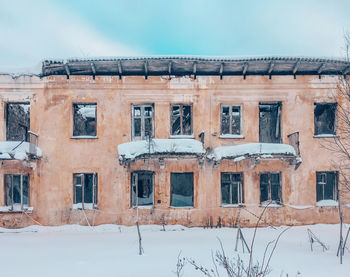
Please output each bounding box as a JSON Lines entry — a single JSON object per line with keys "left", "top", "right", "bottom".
{"left": 207, "top": 143, "right": 296, "bottom": 162}
{"left": 316, "top": 200, "right": 338, "bottom": 207}
{"left": 0, "top": 141, "right": 42, "bottom": 160}
{"left": 0, "top": 206, "right": 33, "bottom": 213}
{"left": 118, "top": 139, "right": 205, "bottom": 161}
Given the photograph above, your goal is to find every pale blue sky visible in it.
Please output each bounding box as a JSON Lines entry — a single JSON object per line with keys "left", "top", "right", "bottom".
{"left": 0, "top": 0, "right": 350, "bottom": 71}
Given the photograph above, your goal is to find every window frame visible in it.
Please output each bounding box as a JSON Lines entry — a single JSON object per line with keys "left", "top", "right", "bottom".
{"left": 220, "top": 172, "right": 244, "bottom": 206}
{"left": 316, "top": 171, "right": 338, "bottom": 202}
{"left": 259, "top": 172, "right": 282, "bottom": 205}
{"left": 170, "top": 172, "right": 194, "bottom": 208}
{"left": 5, "top": 102, "right": 30, "bottom": 142}
{"left": 131, "top": 104, "right": 154, "bottom": 140}
{"left": 220, "top": 104, "right": 243, "bottom": 136}
{"left": 4, "top": 174, "right": 30, "bottom": 211}
{"left": 73, "top": 173, "right": 98, "bottom": 210}
{"left": 130, "top": 170, "right": 155, "bottom": 207}
{"left": 314, "top": 102, "right": 337, "bottom": 136}
{"left": 170, "top": 104, "right": 193, "bottom": 137}
{"left": 258, "top": 102, "right": 282, "bottom": 143}
{"left": 72, "top": 103, "right": 97, "bottom": 138}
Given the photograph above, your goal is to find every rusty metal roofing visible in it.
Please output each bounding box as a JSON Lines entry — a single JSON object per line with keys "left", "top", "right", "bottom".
{"left": 41, "top": 56, "right": 350, "bottom": 78}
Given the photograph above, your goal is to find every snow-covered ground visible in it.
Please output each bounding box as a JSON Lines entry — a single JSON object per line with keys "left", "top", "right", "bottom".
{"left": 0, "top": 224, "right": 348, "bottom": 277}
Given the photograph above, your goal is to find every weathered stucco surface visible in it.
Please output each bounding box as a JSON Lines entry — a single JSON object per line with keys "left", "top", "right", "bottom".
{"left": 0, "top": 74, "right": 349, "bottom": 228}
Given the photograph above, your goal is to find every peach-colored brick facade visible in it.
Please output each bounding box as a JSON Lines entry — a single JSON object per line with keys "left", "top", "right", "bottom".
{"left": 0, "top": 73, "right": 349, "bottom": 228}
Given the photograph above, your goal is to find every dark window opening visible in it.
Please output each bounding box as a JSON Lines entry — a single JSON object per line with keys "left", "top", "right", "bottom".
{"left": 260, "top": 172, "right": 282, "bottom": 204}
{"left": 314, "top": 103, "right": 337, "bottom": 135}
{"left": 73, "top": 173, "right": 98, "bottom": 209}
{"left": 171, "top": 104, "right": 192, "bottom": 136}
{"left": 73, "top": 103, "right": 96, "bottom": 137}
{"left": 259, "top": 102, "right": 281, "bottom": 143}
{"left": 131, "top": 171, "right": 154, "bottom": 206}
{"left": 5, "top": 174, "right": 29, "bottom": 210}
{"left": 221, "top": 173, "right": 244, "bottom": 205}
{"left": 221, "top": 105, "right": 241, "bottom": 135}
{"left": 170, "top": 172, "right": 193, "bottom": 207}
{"left": 316, "top": 172, "right": 338, "bottom": 202}
{"left": 132, "top": 104, "right": 154, "bottom": 140}
{"left": 6, "top": 103, "right": 30, "bottom": 141}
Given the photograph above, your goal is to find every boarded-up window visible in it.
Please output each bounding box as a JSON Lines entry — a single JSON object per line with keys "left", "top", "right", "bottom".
{"left": 260, "top": 172, "right": 281, "bottom": 204}
{"left": 170, "top": 172, "right": 193, "bottom": 207}
{"left": 132, "top": 104, "right": 154, "bottom": 140}
{"left": 171, "top": 105, "right": 192, "bottom": 136}
{"left": 316, "top": 172, "right": 337, "bottom": 202}
{"left": 259, "top": 103, "right": 281, "bottom": 143}
{"left": 221, "top": 105, "right": 241, "bottom": 135}
{"left": 6, "top": 103, "right": 30, "bottom": 141}
{"left": 221, "top": 173, "right": 243, "bottom": 205}
{"left": 314, "top": 103, "right": 337, "bottom": 135}
{"left": 4, "top": 174, "right": 29, "bottom": 210}
{"left": 131, "top": 171, "right": 154, "bottom": 207}
{"left": 73, "top": 173, "right": 98, "bottom": 209}
{"left": 73, "top": 103, "right": 97, "bottom": 137}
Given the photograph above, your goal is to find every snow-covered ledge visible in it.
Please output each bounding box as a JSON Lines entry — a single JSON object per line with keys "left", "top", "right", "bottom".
{"left": 0, "top": 141, "right": 42, "bottom": 160}
{"left": 207, "top": 143, "right": 299, "bottom": 164}
{"left": 0, "top": 206, "right": 33, "bottom": 213}
{"left": 118, "top": 139, "right": 205, "bottom": 165}
{"left": 316, "top": 200, "right": 338, "bottom": 207}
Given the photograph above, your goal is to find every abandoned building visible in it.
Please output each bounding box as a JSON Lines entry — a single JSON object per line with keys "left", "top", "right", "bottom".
{"left": 0, "top": 56, "right": 350, "bottom": 228}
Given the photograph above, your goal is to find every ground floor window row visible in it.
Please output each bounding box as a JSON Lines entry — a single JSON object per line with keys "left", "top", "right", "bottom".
{"left": 1, "top": 171, "right": 339, "bottom": 211}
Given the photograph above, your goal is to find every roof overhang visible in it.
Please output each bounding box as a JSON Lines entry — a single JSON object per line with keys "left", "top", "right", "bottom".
{"left": 42, "top": 56, "right": 350, "bottom": 78}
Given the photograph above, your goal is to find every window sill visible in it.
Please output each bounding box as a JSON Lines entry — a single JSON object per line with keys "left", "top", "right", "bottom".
{"left": 316, "top": 200, "right": 338, "bottom": 207}
{"left": 260, "top": 202, "right": 283, "bottom": 208}
{"left": 131, "top": 206, "right": 153, "bottom": 209}
{"left": 170, "top": 206, "right": 194, "bottom": 209}
{"left": 71, "top": 136, "right": 98, "bottom": 139}
{"left": 313, "top": 134, "right": 338, "bottom": 138}
{"left": 221, "top": 204, "right": 245, "bottom": 208}
{"left": 219, "top": 134, "right": 244, "bottom": 139}
{"left": 0, "top": 206, "right": 33, "bottom": 213}
{"left": 169, "top": 135, "right": 194, "bottom": 139}
{"left": 72, "top": 203, "right": 97, "bottom": 210}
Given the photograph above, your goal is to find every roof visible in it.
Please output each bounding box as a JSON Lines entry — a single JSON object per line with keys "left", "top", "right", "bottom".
{"left": 42, "top": 56, "right": 350, "bottom": 78}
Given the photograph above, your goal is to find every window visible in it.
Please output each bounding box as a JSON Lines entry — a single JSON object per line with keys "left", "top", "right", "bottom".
{"left": 6, "top": 103, "right": 30, "bottom": 141}
{"left": 132, "top": 104, "right": 154, "bottom": 140}
{"left": 221, "top": 173, "right": 243, "bottom": 205}
{"left": 73, "top": 103, "right": 97, "bottom": 137}
{"left": 170, "top": 172, "right": 193, "bottom": 207}
{"left": 221, "top": 105, "right": 241, "bottom": 135}
{"left": 314, "top": 103, "right": 337, "bottom": 136}
{"left": 131, "top": 171, "right": 154, "bottom": 207}
{"left": 316, "top": 172, "right": 338, "bottom": 202}
{"left": 73, "top": 173, "right": 97, "bottom": 209}
{"left": 4, "top": 174, "right": 29, "bottom": 211}
{"left": 171, "top": 104, "right": 192, "bottom": 136}
{"left": 260, "top": 172, "right": 282, "bottom": 204}
{"left": 259, "top": 102, "right": 281, "bottom": 143}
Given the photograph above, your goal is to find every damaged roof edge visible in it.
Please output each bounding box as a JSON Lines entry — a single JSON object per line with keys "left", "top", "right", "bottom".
{"left": 41, "top": 56, "right": 350, "bottom": 78}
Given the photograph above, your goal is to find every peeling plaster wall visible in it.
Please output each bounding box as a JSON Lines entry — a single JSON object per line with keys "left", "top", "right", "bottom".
{"left": 0, "top": 74, "right": 349, "bottom": 228}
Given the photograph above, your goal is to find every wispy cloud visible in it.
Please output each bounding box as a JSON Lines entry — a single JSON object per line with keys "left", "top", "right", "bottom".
{"left": 0, "top": 0, "right": 141, "bottom": 72}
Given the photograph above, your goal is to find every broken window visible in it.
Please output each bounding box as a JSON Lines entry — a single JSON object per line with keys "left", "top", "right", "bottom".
{"left": 221, "top": 105, "right": 241, "bottom": 135}
{"left": 316, "top": 172, "right": 338, "bottom": 202}
{"left": 132, "top": 104, "right": 154, "bottom": 140}
{"left": 73, "top": 173, "right": 98, "bottom": 209}
{"left": 221, "top": 173, "right": 244, "bottom": 205}
{"left": 314, "top": 103, "right": 337, "bottom": 136}
{"left": 4, "top": 174, "right": 29, "bottom": 210}
{"left": 171, "top": 104, "right": 192, "bottom": 136}
{"left": 259, "top": 102, "right": 281, "bottom": 143}
{"left": 6, "top": 103, "right": 30, "bottom": 141}
{"left": 260, "top": 172, "right": 282, "bottom": 204}
{"left": 73, "top": 103, "right": 97, "bottom": 137}
{"left": 131, "top": 171, "right": 154, "bottom": 207}
{"left": 170, "top": 172, "right": 193, "bottom": 207}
